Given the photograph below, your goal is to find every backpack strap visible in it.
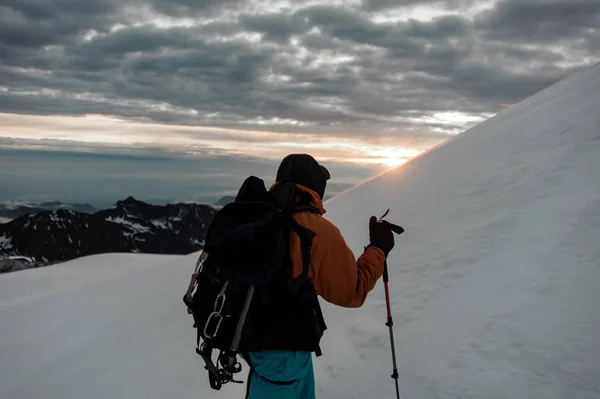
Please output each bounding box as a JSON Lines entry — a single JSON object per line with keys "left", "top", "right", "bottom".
{"left": 288, "top": 215, "right": 326, "bottom": 357}
{"left": 287, "top": 216, "right": 315, "bottom": 296}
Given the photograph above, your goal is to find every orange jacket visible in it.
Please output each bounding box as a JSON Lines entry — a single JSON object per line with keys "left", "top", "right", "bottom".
{"left": 277, "top": 184, "right": 386, "bottom": 308}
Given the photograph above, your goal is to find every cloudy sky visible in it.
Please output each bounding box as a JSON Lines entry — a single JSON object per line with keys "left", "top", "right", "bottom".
{"left": 1, "top": 0, "right": 599, "bottom": 207}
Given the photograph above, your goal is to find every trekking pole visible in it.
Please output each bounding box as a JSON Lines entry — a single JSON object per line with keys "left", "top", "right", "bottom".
{"left": 383, "top": 261, "right": 400, "bottom": 399}
{"left": 378, "top": 209, "right": 403, "bottom": 399}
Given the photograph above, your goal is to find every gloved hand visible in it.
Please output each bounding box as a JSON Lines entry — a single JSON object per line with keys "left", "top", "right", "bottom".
{"left": 368, "top": 216, "right": 404, "bottom": 257}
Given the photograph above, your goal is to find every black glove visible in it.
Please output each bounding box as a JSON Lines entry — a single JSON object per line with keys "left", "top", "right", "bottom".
{"left": 368, "top": 216, "right": 404, "bottom": 257}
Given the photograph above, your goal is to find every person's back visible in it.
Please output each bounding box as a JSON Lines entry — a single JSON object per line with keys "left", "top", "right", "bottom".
{"left": 243, "top": 154, "right": 398, "bottom": 399}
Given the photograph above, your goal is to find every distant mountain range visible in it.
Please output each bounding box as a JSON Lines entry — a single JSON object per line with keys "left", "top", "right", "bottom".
{"left": 0, "top": 197, "right": 217, "bottom": 273}
{"left": 0, "top": 201, "right": 97, "bottom": 222}
{"left": 214, "top": 195, "right": 235, "bottom": 207}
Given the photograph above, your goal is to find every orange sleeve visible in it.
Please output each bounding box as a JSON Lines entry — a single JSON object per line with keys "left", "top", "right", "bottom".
{"left": 308, "top": 217, "right": 386, "bottom": 308}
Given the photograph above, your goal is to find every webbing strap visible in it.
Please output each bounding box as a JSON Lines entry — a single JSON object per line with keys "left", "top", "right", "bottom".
{"left": 288, "top": 216, "right": 314, "bottom": 278}
{"left": 288, "top": 216, "right": 324, "bottom": 357}
{"left": 196, "top": 330, "right": 223, "bottom": 390}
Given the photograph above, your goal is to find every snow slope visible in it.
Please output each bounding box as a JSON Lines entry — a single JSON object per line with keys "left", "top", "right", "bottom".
{"left": 1, "top": 63, "right": 600, "bottom": 399}
{"left": 320, "top": 63, "right": 600, "bottom": 398}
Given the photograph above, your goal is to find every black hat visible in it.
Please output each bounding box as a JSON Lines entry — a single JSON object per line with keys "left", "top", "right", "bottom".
{"left": 276, "top": 154, "right": 331, "bottom": 199}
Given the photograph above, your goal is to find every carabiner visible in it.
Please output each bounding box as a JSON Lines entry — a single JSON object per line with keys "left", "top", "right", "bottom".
{"left": 213, "top": 293, "right": 226, "bottom": 314}
{"left": 212, "top": 282, "right": 228, "bottom": 312}
{"left": 204, "top": 311, "right": 224, "bottom": 339}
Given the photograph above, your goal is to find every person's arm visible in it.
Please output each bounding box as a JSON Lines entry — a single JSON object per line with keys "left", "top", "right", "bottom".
{"left": 310, "top": 219, "right": 386, "bottom": 308}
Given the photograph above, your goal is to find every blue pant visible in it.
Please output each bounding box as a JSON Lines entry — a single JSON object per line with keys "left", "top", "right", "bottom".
{"left": 244, "top": 351, "right": 315, "bottom": 399}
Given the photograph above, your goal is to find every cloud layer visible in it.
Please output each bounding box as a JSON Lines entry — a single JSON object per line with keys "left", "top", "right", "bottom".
{"left": 0, "top": 141, "right": 381, "bottom": 207}
{"left": 2, "top": 0, "right": 598, "bottom": 141}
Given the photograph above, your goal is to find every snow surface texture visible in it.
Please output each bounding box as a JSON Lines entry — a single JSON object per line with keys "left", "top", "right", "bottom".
{"left": 1, "top": 63, "right": 600, "bottom": 399}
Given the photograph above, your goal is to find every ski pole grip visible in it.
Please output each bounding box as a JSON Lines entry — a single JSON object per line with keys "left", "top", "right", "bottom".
{"left": 383, "top": 261, "right": 389, "bottom": 283}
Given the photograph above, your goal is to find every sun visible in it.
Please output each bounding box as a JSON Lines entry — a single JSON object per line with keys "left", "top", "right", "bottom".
{"left": 381, "top": 157, "right": 407, "bottom": 168}
{"left": 369, "top": 147, "right": 421, "bottom": 168}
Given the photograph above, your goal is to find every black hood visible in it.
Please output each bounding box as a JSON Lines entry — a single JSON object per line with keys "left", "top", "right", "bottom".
{"left": 275, "top": 154, "right": 330, "bottom": 199}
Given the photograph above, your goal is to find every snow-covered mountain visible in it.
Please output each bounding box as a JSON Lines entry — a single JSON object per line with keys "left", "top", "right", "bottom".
{"left": 1, "top": 63, "right": 599, "bottom": 399}
{"left": 0, "top": 197, "right": 216, "bottom": 272}
{"left": 0, "top": 201, "right": 97, "bottom": 222}
{"left": 38, "top": 201, "right": 97, "bottom": 214}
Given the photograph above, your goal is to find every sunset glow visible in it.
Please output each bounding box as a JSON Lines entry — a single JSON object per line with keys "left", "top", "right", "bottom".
{"left": 380, "top": 157, "right": 408, "bottom": 168}
{"left": 2, "top": 0, "right": 596, "bottom": 207}
{"left": 0, "top": 113, "right": 438, "bottom": 168}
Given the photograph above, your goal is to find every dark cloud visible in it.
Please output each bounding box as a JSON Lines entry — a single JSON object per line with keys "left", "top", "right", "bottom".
{"left": 475, "top": 0, "right": 600, "bottom": 43}
{"left": 0, "top": 0, "right": 599, "bottom": 140}
{"left": 361, "top": 0, "right": 442, "bottom": 12}
{"left": 240, "top": 13, "right": 310, "bottom": 43}
{"left": 0, "top": 1, "right": 123, "bottom": 47}
{"left": 361, "top": 0, "right": 476, "bottom": 12}
{"left": 404, "top": 15, "right": 470, "bottom": 38}
{"left": 2, "top": 0, "right": 118, "bottom": 20}
{"left": 145, "top": 0, "right": 243, "bottom": 17}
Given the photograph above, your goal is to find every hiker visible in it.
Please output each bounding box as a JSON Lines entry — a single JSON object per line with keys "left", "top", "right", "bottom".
{"left": 243, "top": 154, "right": 398, "bottom": 399}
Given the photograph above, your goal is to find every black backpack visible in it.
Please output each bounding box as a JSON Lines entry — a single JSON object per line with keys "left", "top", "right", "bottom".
{"left": 183, "top": 176, "right": 327, "bottom": 390}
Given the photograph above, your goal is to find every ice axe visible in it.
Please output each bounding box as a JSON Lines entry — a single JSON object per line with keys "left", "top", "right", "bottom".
{"left": 378, "top": 209, "right": 404, "bottom": 399}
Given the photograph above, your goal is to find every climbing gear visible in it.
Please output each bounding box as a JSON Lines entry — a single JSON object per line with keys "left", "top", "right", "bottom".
{"left": 183, "top": 177, "right": 326, "bottom": 391}
{"left": 378, "top": 209, "right": 404, "bottom": 399}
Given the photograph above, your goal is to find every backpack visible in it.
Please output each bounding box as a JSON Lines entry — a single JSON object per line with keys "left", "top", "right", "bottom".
{"left": 183, "top": 176, "right": 327, "bottom": 390}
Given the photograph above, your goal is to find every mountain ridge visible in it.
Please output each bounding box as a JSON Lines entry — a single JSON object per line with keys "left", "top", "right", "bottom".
{"left": 0, "top": 201, "right": 97, "bottom": 221}
{"left": 0, "top": 197, "right": 216, "bottom": 273}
